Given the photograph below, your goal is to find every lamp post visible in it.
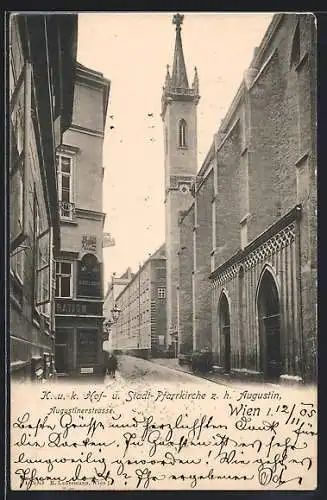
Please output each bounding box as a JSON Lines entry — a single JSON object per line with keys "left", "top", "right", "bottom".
{"left": 111, "top": 303, "right": 121, "bottom": 323}
{"left": 103, "top": 304, "right": 121, "bottom": 352}
{"left": 172, "top": 329, "right": 178, "bottom": 359}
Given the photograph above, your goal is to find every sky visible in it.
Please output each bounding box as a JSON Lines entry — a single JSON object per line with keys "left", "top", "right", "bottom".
{"left": 76, "top": 12, "right": 274, "bottom": 288}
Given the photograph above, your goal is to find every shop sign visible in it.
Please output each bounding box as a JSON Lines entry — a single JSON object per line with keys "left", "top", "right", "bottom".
{"left": 55, "top": 299, "right": 102, "bottom": 316}
{"left": 80, "top": 367, "right": 94, "bottom": 374}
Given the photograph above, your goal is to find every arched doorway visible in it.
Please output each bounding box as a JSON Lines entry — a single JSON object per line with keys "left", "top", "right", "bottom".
{"left": 219, "top": 293, "right": 231, "bottom": 373}
{"left": 257, "top": 270, "right": 282, "bottom": 381}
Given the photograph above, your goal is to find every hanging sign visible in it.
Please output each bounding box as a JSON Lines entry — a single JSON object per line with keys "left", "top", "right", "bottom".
{"left": 103, "top": 232, "right": 115, "bottom": 248}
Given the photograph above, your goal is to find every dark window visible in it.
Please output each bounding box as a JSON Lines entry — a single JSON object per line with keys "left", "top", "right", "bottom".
{"left": 178, "top": 119, "right": 187, "bottom": 147}
{"left": 158, "top": 287, "right": 166, "bottom": 298}
{"left": 77, "top": 254, "right": 101, "bottom": 298}
{"left": 56, "top": 154, "right": 74, "bottom": 219}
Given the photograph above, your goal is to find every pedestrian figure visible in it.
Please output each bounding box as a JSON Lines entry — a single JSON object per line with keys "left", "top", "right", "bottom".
{"left": 105, "top": 351, "right": 118, "bottom": 379}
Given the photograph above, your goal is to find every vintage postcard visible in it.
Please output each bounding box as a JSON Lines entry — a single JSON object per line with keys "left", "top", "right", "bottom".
{"left": 8, "top": 11, "right": 317, "bottom": 491}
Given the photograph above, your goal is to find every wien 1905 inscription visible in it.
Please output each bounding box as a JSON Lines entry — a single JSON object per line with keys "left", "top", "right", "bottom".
{"left": 11, "top": 382, "right": 317, "bottom": 491}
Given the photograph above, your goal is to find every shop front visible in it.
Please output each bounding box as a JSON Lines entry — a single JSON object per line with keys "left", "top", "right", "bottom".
{"left": 55, "top": 298, "right": 104, "bottom": 378}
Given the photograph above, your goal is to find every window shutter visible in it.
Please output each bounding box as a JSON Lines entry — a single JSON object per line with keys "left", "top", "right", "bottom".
{"left": 10, "top": 61, "right": 32, "bottom": 252}
{"left": 35, "top": 227, "right": 51, "bottom": 307}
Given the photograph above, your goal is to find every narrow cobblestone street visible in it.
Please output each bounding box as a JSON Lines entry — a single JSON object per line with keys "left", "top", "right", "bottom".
{"left": 102, "top": 355, "right": 315, "bottom": 397}
{"left": 104, "top": 354, "right": 226, "bottom": 387}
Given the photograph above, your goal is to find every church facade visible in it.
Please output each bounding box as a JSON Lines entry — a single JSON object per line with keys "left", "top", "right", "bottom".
{"left": 164, "top": 13, "right": 317, "bottom": 384}
{"left": 161, "top": 13, "right": 200, "bottom": 348}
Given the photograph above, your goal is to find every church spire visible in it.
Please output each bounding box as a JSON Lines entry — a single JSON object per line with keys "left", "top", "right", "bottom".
{"left": 161, "top": 13, "right": 199, "bottom": 118}
{"left": 171, "top": 13, "right": 189, "bottom": 89}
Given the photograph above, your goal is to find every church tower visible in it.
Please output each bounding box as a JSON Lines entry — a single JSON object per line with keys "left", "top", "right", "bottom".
{"left": 161, "top": 13, "right": 200, "bottom": 348}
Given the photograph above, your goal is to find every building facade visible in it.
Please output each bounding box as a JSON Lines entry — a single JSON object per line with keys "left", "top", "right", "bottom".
{"left": 177, "top": 13, "right": 317, "bottom": 384}
{"left": 178, "top": 148, "right": 215, "bottom": 355}
{"left": 9, "top": 13, "right": 78, "bottom": 380}
{"left": 103, "top": 268, "right": 134, "bottom": 350}
{"left": 161, "top": 13, "right": 199, "bottom": 348}
{"left": 54, "top": 62, "right": 110, "bottom": 378}
{"left": 112, "top": 245, "right": 167, "bottom": 358}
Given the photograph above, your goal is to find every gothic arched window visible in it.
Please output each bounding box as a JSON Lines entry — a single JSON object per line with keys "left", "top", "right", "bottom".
{"left": 178, "top": 119, "right": 187, "bottom": 148}
{"left": 290, "top": 22, "right": 300, "bottom": 68}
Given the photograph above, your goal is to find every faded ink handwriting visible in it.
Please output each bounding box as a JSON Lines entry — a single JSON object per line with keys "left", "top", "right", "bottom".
{"left": 11, "top": 385, "right": 317, "bottom": 490}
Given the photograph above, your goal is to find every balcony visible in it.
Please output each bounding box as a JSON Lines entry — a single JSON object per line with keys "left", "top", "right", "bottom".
{"left": 59, "top": 201, "right": 76, "bottom": 221}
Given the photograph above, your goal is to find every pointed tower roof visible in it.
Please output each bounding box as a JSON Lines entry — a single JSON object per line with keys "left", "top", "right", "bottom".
{"left": 171, "top": 13, "right": 189, "bottom": 89}
{"left": 161, "top": 13, "right": 200, "bottom": 118}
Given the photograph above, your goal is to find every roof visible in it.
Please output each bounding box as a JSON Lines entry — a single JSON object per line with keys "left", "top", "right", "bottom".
{"left": 195, "top": 13, "right": 284, "bottom": 178}
{"left": 115, "top": 243, "right": 166, "bottom": 303}
{"left": 150, "top": 243, "right": 166, "bottom": 260}
{"left": 171, "top": 15, "right": 189, "bottom": 89}
{"left": 75, "top": 60, "right": 111, "bottom": 129}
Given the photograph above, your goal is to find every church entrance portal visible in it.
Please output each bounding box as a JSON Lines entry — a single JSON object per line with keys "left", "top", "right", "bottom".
{"left": 219, "top": 294, "right": 231, "bottom": 373}
{"left": 257, "top": 270, "right": 282, "bottom": 382}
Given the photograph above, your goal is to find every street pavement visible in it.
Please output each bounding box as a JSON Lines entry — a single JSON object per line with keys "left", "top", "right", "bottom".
{"left": 105, "top": 355, "right": 316, "bottom": 394}
{"left": 105, "top": 354, "right": 225, "bottom": 386}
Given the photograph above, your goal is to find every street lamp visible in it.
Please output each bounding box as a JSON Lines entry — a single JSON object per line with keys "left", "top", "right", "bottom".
{"left": 169, "top": 326, "right": 178, "bottom": 359}
{"left": 103, "top": 304, "right": 121, "bottom": 353}
{"left": 111, "top": 303, "right": 121, "bottom": 323}
{"left": 103, "top": 304, "right": 121, "bottom": 338}
{"left": 172, "top": 330, "right": 178, "bottom": 359}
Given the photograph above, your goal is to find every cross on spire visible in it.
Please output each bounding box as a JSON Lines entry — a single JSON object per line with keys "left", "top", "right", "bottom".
{"left": 173, "top": 13, "right": 184, "bottom": 30}
{"left": 161, "top": 12, "right": 200, "bottom": 117}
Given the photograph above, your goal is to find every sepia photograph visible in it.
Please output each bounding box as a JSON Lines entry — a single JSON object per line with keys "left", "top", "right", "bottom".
{"left": 7, "top": 11, "right": 317, "bottom": 491}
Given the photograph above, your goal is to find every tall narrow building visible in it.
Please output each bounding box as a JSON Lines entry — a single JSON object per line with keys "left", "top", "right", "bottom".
{"left": 9, "top": 14, "right": 77, "bottom": 381}
{"left": 161, "top": 13, "right": 199, "bottom": 348}
{"left": 54, "top": 62, "right": 110, "bottom": 378}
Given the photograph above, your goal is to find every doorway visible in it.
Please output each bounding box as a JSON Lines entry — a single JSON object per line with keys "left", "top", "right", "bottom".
{"left": 55, "top": 329, "right": 69, "bottom": 374}
{"left": 219, "top": 293, "right": 231, "bottom": 373}
{"left": 257, "top": 270, "right": 282, "bottom": 381}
